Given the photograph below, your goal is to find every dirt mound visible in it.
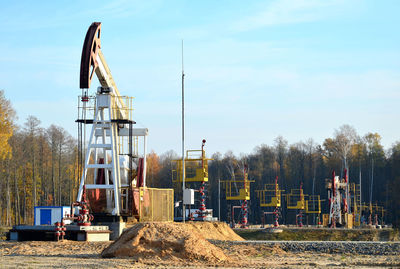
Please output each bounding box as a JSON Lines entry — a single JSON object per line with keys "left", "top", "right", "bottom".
{"left": 0, "top": 241, "right": 110, "bottom": 257}
{"left": 190, "top": 221, "right": 244, "bottom": 241}
{"left": 101, "top": 222, "right": 229, "bottom": 264}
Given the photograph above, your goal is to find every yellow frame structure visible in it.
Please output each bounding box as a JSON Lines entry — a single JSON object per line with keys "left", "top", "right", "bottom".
{"left": 305, "top": 195, "right": 322, "bottom": 214}
{"left": 221, "top": 171, "right": 254, "bottom": 201}
{"left": 361, "top": 202, "right": 373, "bottom": 214}
{"left": 172, "top": 149, "right": 212, "bottom": 183}
{"left": 286, "top": 189, "right": 306, "bottom": 210}
{"left": 222, "top": 180, "right": 254, "bottom": 200}
{"left": 373, "top": 204, "right": 386, "bottom": 222}
{"left": 361, "top": 202, "right": 385, "bottom": 222}
{"left": 350, "top": 183, "right": 361, "bottom": 226}
{"left": 256, "top": 183, "right": 284, "bottom": 207}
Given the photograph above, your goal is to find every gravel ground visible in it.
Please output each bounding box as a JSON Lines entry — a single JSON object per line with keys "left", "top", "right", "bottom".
{"left": 1, "top": 240, "right": 399, "bottom": 268}
{"left": 212, "top": 240, "right": 400, "bottom": 255}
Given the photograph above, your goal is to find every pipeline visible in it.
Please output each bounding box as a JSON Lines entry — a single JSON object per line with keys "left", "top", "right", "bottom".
{"left": 63, "top": 186, "right": 94, "bottom": 226}
{"left": 199, "top": 139, "right": 207, "bottom": 220}
{"left": 199, "top": 181, "right": 206, "bottom": 220}
{"left": 54, "top": 221, "right": 66, "bottom": 241}
{"left": 329, "top": 171, "right": 337, "bottom": 228}
{"left": 273, "top": 207, "right": 280, "bottom": 227}
{"left": 296, "top": 210, "right": 303, "bottom": 227}
{"left": 240, "top": 200, "right": 248, "bottom": 228}
{"left": 240, "top": 164, "right": 249, "bottom": 228}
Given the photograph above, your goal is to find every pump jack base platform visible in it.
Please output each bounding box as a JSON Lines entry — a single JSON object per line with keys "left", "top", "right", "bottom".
{"left": 9, "top": 225, "right": 111, "bottom": 242}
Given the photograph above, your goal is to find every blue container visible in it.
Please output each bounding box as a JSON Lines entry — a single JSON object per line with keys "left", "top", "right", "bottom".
{"left": 34, "top": 206, "right": 71, "bottom": 225}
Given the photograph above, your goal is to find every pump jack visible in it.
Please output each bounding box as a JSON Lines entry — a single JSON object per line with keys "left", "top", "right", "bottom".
{"left": 77, "top": 22, "right": 149, "bottom": 218}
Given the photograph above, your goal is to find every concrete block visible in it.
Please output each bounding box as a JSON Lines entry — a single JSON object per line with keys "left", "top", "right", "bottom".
{"left": 86, "top": 232, "right": 110, "bottom": 242}
{"left": 9, "top": 232, "right": 19, "bottom": 241}
{"left": 106, "top": 222, "right": 126, "bottom": 240}
{"left": 77, "top": 233, "right": 86, "bottom": 241}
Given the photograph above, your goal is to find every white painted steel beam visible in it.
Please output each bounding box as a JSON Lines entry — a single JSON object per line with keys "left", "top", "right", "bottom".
{"left": 94, "top": 127, "right": 148, "bottom": 137}
{"left": 87, "top": 164, "right": 113, "bottom": 169}
{"left": 85, "top": 184, "right": 115, "bottom": 189}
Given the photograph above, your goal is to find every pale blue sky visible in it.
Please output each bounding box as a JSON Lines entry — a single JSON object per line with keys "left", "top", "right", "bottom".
{"left": 1, "top": 0, "right": 399, "bottom": 155}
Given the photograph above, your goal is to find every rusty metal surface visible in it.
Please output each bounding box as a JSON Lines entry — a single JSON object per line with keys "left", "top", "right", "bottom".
{"left": 80, "top": 22, "right": 101, "bottom": 89}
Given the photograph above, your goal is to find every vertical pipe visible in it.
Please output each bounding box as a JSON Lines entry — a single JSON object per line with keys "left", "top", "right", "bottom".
{"left": 143, "top": 135, "right": 147, "bottom": 187}
{"left": 241, "top": 165, "right": 248, "bottom": 227}
{"left": 218, "top": 179, "right": 221, "bottom": 221}
{"left": 370, "top": 157, "right": 374, "bottom": 205}
{"left": 231, "top": 205, "right": 234, "bottom": 227}
{"left": 128, "top": 122, "right": 132, "bottom": 214}
{"left": 181, "top": 40, "right": 185, "bottom": 223}
{"left": 359, "top": 163, "right": 362, "bottom": 222}
{"left": 200, "top": 139, "right": 207, "bottom": 220}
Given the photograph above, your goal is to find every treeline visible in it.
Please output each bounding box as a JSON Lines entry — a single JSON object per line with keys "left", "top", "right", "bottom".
{"left": 0, "top": 90, "right": 80, "bottom": 225}
{"left": 207, "top": 131, "right": 399, "bottom": 226}
{"left": 145, "top": 126, "right": 400, "bottom": 227}
{"left": 1, "top": 90, "right": 400, "bottom": 227}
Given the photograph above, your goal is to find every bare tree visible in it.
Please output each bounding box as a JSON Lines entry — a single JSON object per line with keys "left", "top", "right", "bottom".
{"left": 274, "top": 136, "right": 288, "bottom": 183}
{"left": 37, "top": 128, "right": 47, "bottom": 206}
{"left": 273, "top": 136, "right": 288, "bottom": 220}
{"left": 225, "top": 151, "right": 238, "bottom": 194}
{"left": 333, "top": 124, "right": 358, "bottom": 173}
{"left": 305, "top": 138, "right": 317, "bottom": 196}
{"left": 24, "top": 116, "right": 41, "bottom": 208}
{"left": 57, "top": 127, "right": 67, "bottom": 206}
{"left": 364, "top": 133, "right": 382, "bottom": 205}
{"left": 47, "top": 125, "right": 61, "bottom": 205}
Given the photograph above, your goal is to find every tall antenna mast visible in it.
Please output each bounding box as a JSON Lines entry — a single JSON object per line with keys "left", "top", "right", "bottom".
{"left": 181, "top": 40, "right": 186, "bottom": 223}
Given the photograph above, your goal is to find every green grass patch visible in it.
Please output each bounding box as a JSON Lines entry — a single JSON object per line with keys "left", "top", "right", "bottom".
{"left": 235, "top": 228, "right": 399, "bottom": 241}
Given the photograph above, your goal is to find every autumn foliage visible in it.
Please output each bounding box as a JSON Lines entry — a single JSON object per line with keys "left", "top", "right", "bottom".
{"left": 0, "top": 89, "right": 400, "bottom": 227}
{"left": 0, "top": 90, "right": 15, "bottom": 160}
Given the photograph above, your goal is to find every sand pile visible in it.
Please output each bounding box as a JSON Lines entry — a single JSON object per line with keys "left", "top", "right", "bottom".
{"left": 190, "top": 221, "right": 244, "bottom": 241}
{"left": 101, "top": 222, "right": 233, "bottom": 263}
